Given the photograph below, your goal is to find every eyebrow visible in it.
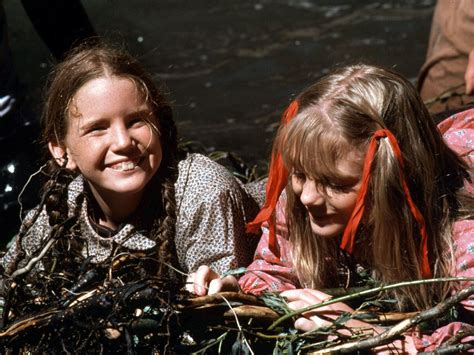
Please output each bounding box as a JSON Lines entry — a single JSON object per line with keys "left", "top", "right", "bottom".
{"left": 78, "top": 109, "right": 153, "bottom": 127}
{"left": 125, "top": 109, "right": 154, "bottom": 119}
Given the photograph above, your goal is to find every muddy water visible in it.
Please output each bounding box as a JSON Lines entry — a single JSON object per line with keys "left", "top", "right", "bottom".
{"left": 1, "top": 0, "right": 435, "bottom": 240}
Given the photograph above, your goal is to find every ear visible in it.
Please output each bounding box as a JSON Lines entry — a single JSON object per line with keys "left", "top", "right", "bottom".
{"left": 48, "top": 141, "right": 78, "bottom": 170}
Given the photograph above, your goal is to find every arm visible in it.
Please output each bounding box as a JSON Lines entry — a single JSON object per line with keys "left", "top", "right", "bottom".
{"left": 238, "top": 194, "right": 300, "bottom": 295}
{"left": 185, "top": 265, "right": 239, "bottom": 296}
{"left": 175, "top": 154, "right": 260, "bottom": 275}
{"left": 413, "top": 220, "right": 474, "bottom": 352}
{"left": 281, "top": 288, "right": 417, "bottom": 353}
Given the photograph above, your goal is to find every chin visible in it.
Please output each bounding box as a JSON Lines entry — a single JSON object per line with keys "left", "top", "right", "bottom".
{"left": 111, "top": 183, "right": 149, "bottom": 195}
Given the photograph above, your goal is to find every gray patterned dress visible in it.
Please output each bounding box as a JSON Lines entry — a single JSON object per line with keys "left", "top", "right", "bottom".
{"left": 0, "top": 153, "right": 260, "bottom": 277}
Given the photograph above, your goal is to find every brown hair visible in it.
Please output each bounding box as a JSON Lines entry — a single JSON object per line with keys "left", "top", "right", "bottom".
{"left": 276, "top": 64, "right": 472, "bottom": 310}
{"left": 39, "top": 40, "right": 179, "bottom": 277}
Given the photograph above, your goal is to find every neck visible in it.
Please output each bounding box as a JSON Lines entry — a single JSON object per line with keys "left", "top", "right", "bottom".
{"left": 87, "top": 183, "right": 143, "bottom": 229}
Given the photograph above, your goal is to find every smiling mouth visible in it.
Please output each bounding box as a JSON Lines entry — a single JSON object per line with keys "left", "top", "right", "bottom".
{"left": 309, "top": 213, "right": 332, "bottom": 223}
{"left": 109, "top": 157, "right": 144, "bottom": 171}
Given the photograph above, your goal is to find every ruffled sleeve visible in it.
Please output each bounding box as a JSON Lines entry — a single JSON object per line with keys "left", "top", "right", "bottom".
{"left": 239, "top": 193, "right": 300, "bottom": 295}
{"left": 413, "top": 220, "right": 474, "bottom": 351}
{"left": 438, "top": 108, "right": 474, "bottom": 193}
{"left": 413, "top": 111, "right": 474, "bottom": 351}
{"left": 174, "top": 154, "right": 260, "bottom": 274}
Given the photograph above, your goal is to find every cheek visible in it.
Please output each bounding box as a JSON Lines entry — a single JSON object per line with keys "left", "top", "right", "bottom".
{"left": 331, "top": 193, "right": 358, "bottom": 216}
{"left": 138, "top": 124, "right": 160, "bottom": 150}
{"left": 291, "top": 178, "right": 303, "bottom": 196}
{"left": 147, "top": 133, "right": 163, "bottom": 170}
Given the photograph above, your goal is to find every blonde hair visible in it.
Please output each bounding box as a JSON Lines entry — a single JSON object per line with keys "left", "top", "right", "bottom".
{"left": 275, "top": 64, "right": 472, "bottom": 310}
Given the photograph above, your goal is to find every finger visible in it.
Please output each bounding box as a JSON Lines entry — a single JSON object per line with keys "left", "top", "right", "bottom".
{"left": 286, "top": 300, "right": 309, "bottom": 311}
{"left": 282, "top": 289, "right": 328, "bottom": 304}
{"left": 208, "top": 278, "right": 223, "bottom": 295}
{"left": 294, "top": 317, "right": 317, "bottom": 332}
{"left": 466, "top": 78, "right": 473, "bottom": 95}
{"left": 220, "top": 275, "right": 239, "bottom": 292}
{"left": 193, "top": 265, "right": 217, "bottom": 296}
{"left": 281, "top": 289, "right": 311, "bottom": 301}
{"left": 185, "top": 272, "right": 196, "bottom": 293}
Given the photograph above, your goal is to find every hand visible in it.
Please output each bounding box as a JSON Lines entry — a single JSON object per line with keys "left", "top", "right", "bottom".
{"left": 281, "top": 288, "right": 355, "bottom": 332}
{"left": 282, "top": 289, "right": 417, "bottom": 353}
{"left": 185, "top": 265, "right": 239, "bottom": 296}
{"left": 465, "top": 49, "right": 474, "bottom": 95}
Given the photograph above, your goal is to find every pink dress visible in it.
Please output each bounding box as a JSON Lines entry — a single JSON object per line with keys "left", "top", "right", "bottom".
{"left": 239, "top": 108, "right": 474, "bottom": 352}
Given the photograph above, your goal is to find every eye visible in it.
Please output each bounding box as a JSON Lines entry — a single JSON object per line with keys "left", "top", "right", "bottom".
{"left": 327, "top": 184, "right": 352, "bottom": 193}
{"left": 326, "top": 179, "right": 359, "bottom": 194}
{"left": 292, "top": 171, "right": 306, "bottom": 183}
{"left": 129, "top": 117, "right": 146, "bottom": 127}
{"left": 83, "top": 124, "right": 106, "bottom": 135}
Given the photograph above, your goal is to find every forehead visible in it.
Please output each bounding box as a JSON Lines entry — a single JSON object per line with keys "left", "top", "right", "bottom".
{"left": 69, "top": 76, "right": 147, "bottom": 118}
{"left": 332, "top": 150, "right": 364, "bottom": 177}
{"left": 282, "top": 116, "right": 366, "bottom": 180}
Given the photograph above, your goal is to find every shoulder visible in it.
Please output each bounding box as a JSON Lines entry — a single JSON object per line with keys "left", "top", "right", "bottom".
{"left": 176, "top": 153, "right": 242, "bottom": 194}
{"left": 451, "top": 219, "right": 474, "bottom": 246}
{"left": 438, "top": 108, "right": 473, "bottom": 159}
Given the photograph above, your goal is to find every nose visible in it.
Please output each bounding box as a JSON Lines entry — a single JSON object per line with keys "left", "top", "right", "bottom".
{"left": 112, "top": 124, "right": 134, "bottom": 151}
{"left": 299, "top": 180, "right": 325, "bottom": 207}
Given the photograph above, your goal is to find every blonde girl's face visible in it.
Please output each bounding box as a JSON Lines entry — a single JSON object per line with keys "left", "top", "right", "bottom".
{"left": 53, "top": 76, "right": 162, "bottom": 204}
{"left": 291, "top": 150, "right": 363, "bottom": 239}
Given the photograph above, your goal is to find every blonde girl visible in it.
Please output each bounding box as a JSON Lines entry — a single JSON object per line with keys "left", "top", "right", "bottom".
{"left": 193, "top": 64, "right": 473, "bottom": 351}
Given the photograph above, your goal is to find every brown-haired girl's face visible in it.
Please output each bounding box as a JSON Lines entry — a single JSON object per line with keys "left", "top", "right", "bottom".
{"left": 49, "top": 75, "right": 162, "bottom": 206}
{"left": 290, "top": 150, "right": 364, "bottom": 239}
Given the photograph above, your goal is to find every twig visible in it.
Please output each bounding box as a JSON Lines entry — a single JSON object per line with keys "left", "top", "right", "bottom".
{"left": 219, "top": 294, "right": 254, "bottom": 355}
{"left": 418, "top": 343, "right": 473, "bottom": 354}
{"left": 190, "top": 332, "right": 228, "bottom": 355}
{"left": 444, "top": 324, "right": 474, "bottom": 346}
{"left": 17, "top": 162, "right": 48, "bottom": 221}
{"left": 180, "top": 292, "right": 261, "bottom": 309}
{"left": 268, "top": 277, "right": 474, "bottom": 330}
{"left": 311, "top": 284, "right": 474, "bottom": 353}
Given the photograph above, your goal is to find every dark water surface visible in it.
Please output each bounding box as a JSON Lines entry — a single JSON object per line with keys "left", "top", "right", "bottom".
{"left": 1, "top": 0, "right": 435, "bottom": 239}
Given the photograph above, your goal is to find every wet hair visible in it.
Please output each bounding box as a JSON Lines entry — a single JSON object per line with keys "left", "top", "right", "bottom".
{"left": 275, "top": 64, "right": 473, "bottom": 310}
{"left": 33, "top": 40, "right": 178, "bottom": 278}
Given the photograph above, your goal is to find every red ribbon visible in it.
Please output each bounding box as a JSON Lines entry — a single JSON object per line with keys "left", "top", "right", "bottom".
{"left": 340, "top": 129, "right": 432, "bottom": 278}
{"left": 246, "top": 100, "right": 299, "bottom": 256}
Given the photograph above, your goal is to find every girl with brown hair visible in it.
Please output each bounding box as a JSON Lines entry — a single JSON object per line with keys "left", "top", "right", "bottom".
{"left": 0, "top": 41, "right": 258, "bottom": 336}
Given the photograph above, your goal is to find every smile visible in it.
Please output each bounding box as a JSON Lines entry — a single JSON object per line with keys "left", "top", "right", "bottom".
{"left": 109, "top": 157, "right": 143, "bottom": 171}
{"left": 309, "top": 213, "right": 333, "bottom": 223}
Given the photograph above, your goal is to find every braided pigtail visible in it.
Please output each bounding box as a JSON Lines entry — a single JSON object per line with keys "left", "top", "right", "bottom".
{"left": 149, "top": 101, "right": 180, "bottom": 280}
{"left": 5, "top": 158, "right": 75, "bottom": 275}
{"left": 42, "top": 158, "right": 75, "bottom": 227}
{"left": 42, "top": 185, "right": 86, "bottom": 280}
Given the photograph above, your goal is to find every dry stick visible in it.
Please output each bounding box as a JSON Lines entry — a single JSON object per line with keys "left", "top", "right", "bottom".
{"left": 17, "top": 162, "right": 48, "bottom": 221}
{"left": 311, "top": 284, "right": 474, "bottom": 354}
{"left": 268, "top": 277, "right": 474, "bottom": 330}
{"left": 219, "top": 294, "right": 255, "bottom": 355}
{"left": 444, "top": 324, "right": 474, "bottom": 346}
{"left": 418, "top": 343, "right": 473, "bottom": 355}
{"left": 180, "top": 292, "right": 261, "bottom": 309}
{"left": 417, "top": 327, "right": 474, "bottom": 355}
